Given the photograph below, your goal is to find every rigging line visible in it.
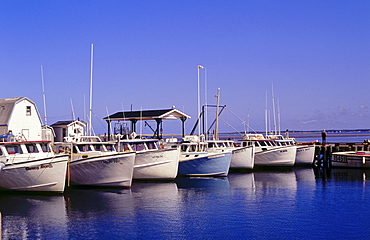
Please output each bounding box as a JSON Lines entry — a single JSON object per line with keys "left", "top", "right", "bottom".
{"left": 225, "top": 108, "right": 257, "bottom": 133}
{"left": 207, "top": 108, "right": 243, "bottom": 136}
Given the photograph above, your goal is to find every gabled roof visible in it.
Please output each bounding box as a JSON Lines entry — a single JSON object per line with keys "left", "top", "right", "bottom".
{"left": 50, "top": 120, "right": 86, "bottom": 127}
{"left": 0, "top": 97, "right": 35, "bottom": 126}
{"left": 103, "top": 108, "right": 191, "bottom": 121}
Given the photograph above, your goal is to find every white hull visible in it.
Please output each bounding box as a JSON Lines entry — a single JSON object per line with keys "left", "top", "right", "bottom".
{"left": 230, "top": 145, "right": 255, "bottom": 169}
{"left": 331, "top": 151, "right": 370, "bottom": 168}
{"left": 133, "top": 148, "right": 180, "bottom": 180}
{"left": 295, "top": 145, "right": 315, "bottom": 165}
{"left": 69, "top": 152, "right": 135, "bottom": 187}
{"left": 254, "top": 146, "right": 296, "bottom": 167}
{"left": 0, "top": 155, "right": 68, "bottom": 193}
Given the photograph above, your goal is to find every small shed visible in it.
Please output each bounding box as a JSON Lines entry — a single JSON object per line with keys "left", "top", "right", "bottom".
{"left": 50, "top": 120, "right": 86, "bottom": 142}
{"left": 103, "top": 108, "right": 191, "bottom": 139}
{"left": 0, "top": 97, "right": 43, "bottom": 140}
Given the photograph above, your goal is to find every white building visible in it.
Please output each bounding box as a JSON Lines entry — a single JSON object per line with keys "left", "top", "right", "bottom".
{"left": 0, "top": 97, "right": 43, "bottom": 141}
{"left": 50, "top": 120, "right": 86, "bottom": 142}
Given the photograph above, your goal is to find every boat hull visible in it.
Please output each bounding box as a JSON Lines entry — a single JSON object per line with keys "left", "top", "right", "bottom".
{"left": 0, "top": 155, "right": 68, "bottom": 193}
{"left": 331, "top": 152, "right": 370, "bottom": 168}
{"left": 178, "top": 152, "right": 231, "bottom": 177}
{"left": 133, "top": 148, "right": 179, "bottom": 180}
{"left": 254, "top": 146, "right": 296, "bottom": 167}
{"left": 69, "top": 152, "right": 135, "bottom": 187}
{"left": 230, "top": 145, "right": 255, "bottom": 169}
{"left": 295, "top": 145, "right": 315, "bottom": 165}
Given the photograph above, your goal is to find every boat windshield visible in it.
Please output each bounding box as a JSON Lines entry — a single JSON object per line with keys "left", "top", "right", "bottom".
{"left": 121, "top": 143, "right": 131, "bottom": 152}
{"left": 131, "top": 143, "right": 146, "bottom": 151}
{"left": 40, "top": 143, "right": 52, "bottom": 152}
{"left": 26, "top": 144, "right": 39, "bottom": 153}
{"left": 147, "top": 142, "right": 158, "bottom": 150}
{"left": 105, "top": 144, "right": 115, "bottom": 151}
{"left": 208, "top": 142, "right": 217, "bottom": 148}
{"left": 5, "top": 144, "right": 23, "bottom": 154}
{"left": 93, "top": 144, "right": 104, "bottom": 151}
{"left": 77, "top": 145, "right": 93, "bottom": 152}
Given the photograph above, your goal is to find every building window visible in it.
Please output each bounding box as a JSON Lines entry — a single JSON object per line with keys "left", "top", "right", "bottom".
{"left": 26, "top": 106, "right": 31, "bottom": 116}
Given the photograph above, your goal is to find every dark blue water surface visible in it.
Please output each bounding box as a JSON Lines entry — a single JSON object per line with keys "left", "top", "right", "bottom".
{"left": 1, "top": 168, "right": 370, "bottom": 239}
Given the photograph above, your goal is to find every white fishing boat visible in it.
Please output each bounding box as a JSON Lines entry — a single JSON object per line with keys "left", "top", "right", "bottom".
{"left": 266, "top": 135, "right": 315, "bottom": 166}
{"left": 207, "top": 140, "right": 255, "bottom": 169}
{"left": 240, "top": 134, "right": 296, "bottom": 167}
{"left": 331, "top": 151, "right": 370, "bottom": 168}
{"left": 117, "top": 136, "right": 180, "bottom": 180}
{"left": 54, "top": 135, "right": 135, "bottom": 187}
{"left": 0, "top": 135, "right": 68, "bottom": 193}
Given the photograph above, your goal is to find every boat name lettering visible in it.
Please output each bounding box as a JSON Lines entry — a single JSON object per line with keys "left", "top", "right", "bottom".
{"left": 234, "top": 149, "right": 246, "bottom": 154}
{"left": 152, "top": 154, "right": 164, "bottom": 159}
{"left": 280, "top": 150, "right": 287, "bottom": 153}
{"left": 25, "top": 163, "right": 53, "bottom": 171}
{"left": 332, "top": 155, "right": 347, "bottom": 163}
{"left": 101, "top": 158, "right": 120, "bottom": 164}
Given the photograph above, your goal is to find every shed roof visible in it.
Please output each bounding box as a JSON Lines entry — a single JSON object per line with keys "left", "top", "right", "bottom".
{"left": 103, "top": 109, "right": 191, "bottom": 121}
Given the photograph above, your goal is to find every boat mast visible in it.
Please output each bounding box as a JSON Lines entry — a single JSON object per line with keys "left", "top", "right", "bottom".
{"left": 272, "top": 82, "right": 277, "bottom": 135}
{"left": 214, "top": 88, "right": 220, "bottom": 140}
{"left": 40, "top": 65, "right": 47, "bottom": 125}
{"left": 197, "top": 65, "right": 204, "bottom": 137}
{"left": 89, "top": 43, "right": 94, "bottom": 136}
{"left": 265, "top": 90, "right": 268, "bottom": 136}
{"left": 70, "top": 98, "right": 76, "bottom": 120}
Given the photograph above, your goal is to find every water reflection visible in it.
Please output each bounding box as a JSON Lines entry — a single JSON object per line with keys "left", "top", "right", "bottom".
{"left": 330, "top": 168, "right": 370, "bottom": 182}
{"left": 2, "top": 168, "right": 370, "bottom": 239}
{"left": 0, "top": 194, "right": 67, "bottom": 239}
{"left": 175, "top": 177, "right": 230, "bottom": 189}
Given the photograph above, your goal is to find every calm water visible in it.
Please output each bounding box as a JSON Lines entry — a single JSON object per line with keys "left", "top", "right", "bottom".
{"left": 2, "top": 168, "right": 370, "bottom": 239}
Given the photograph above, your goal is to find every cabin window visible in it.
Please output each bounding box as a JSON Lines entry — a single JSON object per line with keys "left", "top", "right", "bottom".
{"left": 121, "top": 143, "right": 131, "bottom": 152}
{"left": 181, "top": 145, "right": 188, "bottom": 152}
{"left": 147, "top": 142, "right": 157, "bottom": 150}
{"left": 0, "top": 148, "right": 2, "bottom": 155}
{"left": 106, "top": 144, "right": 115, "bottom": 151}
{"left": 94, "top": 144, "right": 103, "bottom": 151}
{"left": 6, "top": 145, "right": 22, "bottom": 154}
{"left": 131, "top": 143, "right": 145, "bottom": 151}
{"left": 40, "top": 143, "right": 52, "bottom": 152}
{"left": 78, "top": 145, "right": 91, "bottom": 152}
{"left": 26, "top": 144, "right": 39, "bottom": 153}
{"left": 26, "top": 106, "right": 31, "bottom": 116}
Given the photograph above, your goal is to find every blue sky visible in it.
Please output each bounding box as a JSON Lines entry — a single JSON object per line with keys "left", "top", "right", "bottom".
{"left": 1, "top": 1, "right": 370, "bottom": 135}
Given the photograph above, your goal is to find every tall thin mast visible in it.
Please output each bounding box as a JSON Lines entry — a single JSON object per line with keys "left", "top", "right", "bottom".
{"left": 272, "top": 82, "right": 277, "bottom": 135}
{"left": 197, "top": 65, "right": 204, "bottom": 136}
{"left": 265, "top": 90, "right": 268, "bottom": 135}
{"left": 89, "top": 44, "right": 94, "bottom": 136}
{"left": 214, "top": 88, "right": 220, "bottom": 140}
{"left": 40, "top": 65, "right": 47, "bottom": 125}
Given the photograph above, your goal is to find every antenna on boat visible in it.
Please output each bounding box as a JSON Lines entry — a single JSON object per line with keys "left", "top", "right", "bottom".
{"left": 40, "top": 65, "right": 47, "bottom": 125}
{"left": 89, "top": 43, "right": 94, "bottom": 136}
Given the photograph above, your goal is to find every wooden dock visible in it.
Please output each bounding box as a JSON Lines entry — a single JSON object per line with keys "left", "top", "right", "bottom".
{"left": 314, "top": 142, "right": 370, "bottom": 168}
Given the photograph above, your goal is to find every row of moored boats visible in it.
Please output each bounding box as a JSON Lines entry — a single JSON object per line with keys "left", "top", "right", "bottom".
{"left": 0, "top": 129, "right": 316, "bottom": 193}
